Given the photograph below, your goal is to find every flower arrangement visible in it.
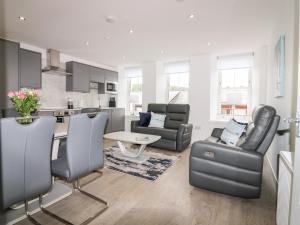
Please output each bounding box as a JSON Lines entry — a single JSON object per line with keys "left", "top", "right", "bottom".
{"left": 7, "top": 88, "right": 40, "bottom": 118}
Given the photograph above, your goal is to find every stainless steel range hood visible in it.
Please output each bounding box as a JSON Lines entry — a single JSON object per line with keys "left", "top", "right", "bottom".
{"left": 42, "top": 49, "right": 71, "bottom": 75}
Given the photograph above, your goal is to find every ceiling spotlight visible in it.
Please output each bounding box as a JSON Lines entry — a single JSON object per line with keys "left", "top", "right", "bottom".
{"left": 18, "top": 16, "right": 26, "bottom": 21}
{"left": 104, "top": 36, "right": 111, "bottom": 40}
{"left": 207, "top": 42, "right": 212, "bottom": 46}
{"left": 85, "top": 41, "right": 89, "bottom": 46}
{"left": 160, "top": 50, "right": 164, "bottom": 54}
{"left": 122, "top": 56, "right": 126, "bottom": 60}
{"left": 189, "top": 14, "right": 195, "bottom": 19}
{"left": 105, "top": 16, "right": 116, "bottom": 24}
{"left": 129, "top": 29, "right": 134, "bottom": 34}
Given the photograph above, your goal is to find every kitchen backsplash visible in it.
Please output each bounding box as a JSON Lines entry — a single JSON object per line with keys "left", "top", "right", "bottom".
{"left": 39, "top": 72, "right": 111, "bottom": 109}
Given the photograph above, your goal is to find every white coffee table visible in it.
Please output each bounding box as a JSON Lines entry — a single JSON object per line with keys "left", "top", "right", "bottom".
{"left": 103, "top": 131, "right": 161, "bottom": 163}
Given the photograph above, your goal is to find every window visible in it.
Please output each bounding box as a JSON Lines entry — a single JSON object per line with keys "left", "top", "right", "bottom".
{"left": 216, "top": 53, "right": 253, "bottom": 121}
{"left": 125, "top": 67, "right": 143, "bottom": 114}
{"left": 165, "top": 61, "right": 190, "bottom": 104}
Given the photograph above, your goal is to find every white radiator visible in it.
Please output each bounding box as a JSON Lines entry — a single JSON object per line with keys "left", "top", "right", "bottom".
{"left": 276, "top": 151, "right": 294, "bottom": 225}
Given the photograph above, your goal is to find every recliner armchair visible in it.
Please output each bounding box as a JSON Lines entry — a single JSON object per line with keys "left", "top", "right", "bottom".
{"left": 189, "top": 105, "right": 280, "bottom": 198}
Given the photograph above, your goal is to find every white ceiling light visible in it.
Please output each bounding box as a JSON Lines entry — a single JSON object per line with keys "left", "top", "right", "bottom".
{"left": 160, "top": 50, "right": 164, "bottom": 54}
{"left": 18, "top": 16, "right": 26, "bottom": 21}
{"left": 207, "top": 42, "right": 212, "bottom": 46}
{"left": 105, "top": 16, "right": 116, "bottom": 24}
{"left": 122, "top": 56, "right": 126, "bottom": 60}
{"left": 129, "top": 29, "right": 134, "bottom": 34}
{"left": 104, "top": 36, "right": 111, "bottom": 40}
{"left": 85, "top": 41, "right": 89, "bottom": 46}
{"left": 189, "top": 14, "right": 195, "bottom": 19}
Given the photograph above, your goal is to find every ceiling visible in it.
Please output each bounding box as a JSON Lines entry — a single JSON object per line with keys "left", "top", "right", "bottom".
{"left": 0, "top": 0, "right": 278, "bottom": 68}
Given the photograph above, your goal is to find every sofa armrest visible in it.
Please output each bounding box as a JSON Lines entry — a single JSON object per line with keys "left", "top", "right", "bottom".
{"left": 178, "top": 123, "right": 193, "bottom": 135}
{"left": 131, "top": 120, "right": 140, "bottom": 131}
{"left": 191, "top": 141, "right": 263, "bottom": 172}
{"left": 211, "top": 128, "right": 224, "bottom": 139}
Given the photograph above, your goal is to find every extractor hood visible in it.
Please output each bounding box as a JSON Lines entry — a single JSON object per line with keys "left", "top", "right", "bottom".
{"left": 42, "top": 49, "right": 71, "bottom": 75}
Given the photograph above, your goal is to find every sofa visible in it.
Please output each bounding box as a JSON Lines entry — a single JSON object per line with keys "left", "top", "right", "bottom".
{"left": 131, "top": 103, "right": 193, "bottom": 152}
{"left": 189, "top": 105, "right": 280, "bottom": 198}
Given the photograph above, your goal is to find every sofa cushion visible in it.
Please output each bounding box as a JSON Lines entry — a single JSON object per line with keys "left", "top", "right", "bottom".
{"left": 164, "top": 104, "right": 190, "bottom": 129}
{"left": 133, "top": 126, "right": 178, "bottom": 141}
{"left": 139, "top": 112, "right": 151, "bottom": 127}
{"left": 147, "top": 104, "right": 167, "bottom": 114}
{"left": 221, "top": 119, "right": 247, "bottom": 146}
{"left": 148, "top": 112, "right": 166, "bottom": 128}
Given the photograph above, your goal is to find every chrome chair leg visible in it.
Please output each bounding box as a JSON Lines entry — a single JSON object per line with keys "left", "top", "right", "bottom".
{"left": 80, "top": 170, "right": 103, "bottom": 188}
{"left": 24, "top": 200, "right": 42, "bottom": 225}
{"left": 38, "top": 195, "right": 74, "bottom": 225}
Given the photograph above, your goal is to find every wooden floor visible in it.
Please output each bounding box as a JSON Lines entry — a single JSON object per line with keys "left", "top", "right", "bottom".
{"left": 16, "top": 141, "right": 277, "bottom": 225}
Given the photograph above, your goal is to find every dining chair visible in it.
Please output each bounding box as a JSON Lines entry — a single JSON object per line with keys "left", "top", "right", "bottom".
{"left": 0, "top": 116, "right": 56, "bottom": 224}
{"left": 41, "top": 113, "right": 108, "bottom": 225}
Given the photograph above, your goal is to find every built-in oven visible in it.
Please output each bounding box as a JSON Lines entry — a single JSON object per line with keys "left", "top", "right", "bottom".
{"left": 105, "top": 81, "right": 118, "bottom": 94}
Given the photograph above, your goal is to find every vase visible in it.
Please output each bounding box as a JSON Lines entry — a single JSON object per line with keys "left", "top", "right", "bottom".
{"left": 19, "top": 112, "right": 33, "bottom": 124}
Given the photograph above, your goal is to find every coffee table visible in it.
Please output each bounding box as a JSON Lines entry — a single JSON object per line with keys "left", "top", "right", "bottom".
{"left": 103, "top": 131, "right": 161, "bottom": 163}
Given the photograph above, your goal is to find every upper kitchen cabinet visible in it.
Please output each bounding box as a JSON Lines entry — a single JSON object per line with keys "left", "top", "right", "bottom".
{"left": 0, "top": 39, "right": 19, "bottom": 109}
{"left": 19, "top": 48, "right": 42, "bottom": 89}
{"left": 66, "top": 61, "right": 90, "bottom": 93}
{"left": 90, "top": 66, "right": 105, "bottom": 83}
{"left": 105, "top": 70, "right": 118, "bottom": 82}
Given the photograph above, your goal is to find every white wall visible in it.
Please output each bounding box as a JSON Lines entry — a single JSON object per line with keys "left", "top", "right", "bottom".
{"left": 20, "top": 43, "right": 118, "bottom": 109}
{"left": 265, "top": 0, "right": 298, "bottom": 180}
{"left": 142, "top": 62, "right": 157, "bottom": 111}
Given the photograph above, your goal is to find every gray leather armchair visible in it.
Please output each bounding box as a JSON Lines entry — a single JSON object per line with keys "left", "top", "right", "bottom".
{"left": 46, "top": 113, "right": 108, "bottom": 225}
{"left": 189, "top": 105, "right": 280, "bottom": 198}
{"left": 131, "top": 104, "right": 193, "bottom": 152}
{"left": 0, "top": 116, "right": 56, "bottom": 224}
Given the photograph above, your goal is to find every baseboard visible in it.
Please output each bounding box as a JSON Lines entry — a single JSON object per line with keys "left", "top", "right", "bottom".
{"left": 266, "top": 154, "right": 278, "bottom": 191}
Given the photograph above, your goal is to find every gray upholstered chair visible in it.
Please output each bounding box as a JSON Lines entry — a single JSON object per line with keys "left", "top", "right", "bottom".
{"left": 189, "top": 105, "right": 280, "bottom": 198}
{"left": 131, "top": 104, "right": 193, "bottom": 151}
{"left": 0, "top": 116, "right": 56, "bottom": 224}
{"left": 44, "top": 113, "right": 108, "bottom": 225}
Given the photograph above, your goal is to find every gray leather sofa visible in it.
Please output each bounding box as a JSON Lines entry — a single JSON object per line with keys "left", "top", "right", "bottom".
{"left": 189, "top": 105, "right": 280, "bottom": 198}
{"left": 131, "top": 104, "right": 193, "bottom": 152}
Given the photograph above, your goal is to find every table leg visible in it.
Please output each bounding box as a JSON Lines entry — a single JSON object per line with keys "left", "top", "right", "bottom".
{"left": 117, "top": 141, "right": 146, "bottom": 158}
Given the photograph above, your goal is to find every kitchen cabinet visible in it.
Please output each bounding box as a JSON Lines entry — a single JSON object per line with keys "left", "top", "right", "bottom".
{"left": 100, "top": 108, "right": 125, "bottom": 133}
{"left": 19, "top": 48, "right": 42, "bottom": 89}
{"left": 105, "top": 70, "right": 118, "bottom": 82}
{"left": 0, "top": 39, "right": 19, "bottom": 109}
{"left": 90, "top": 66, "right": 105, "bottom": 83}
{"left": 66, "top": 61, "right": 90, "bottom": 93}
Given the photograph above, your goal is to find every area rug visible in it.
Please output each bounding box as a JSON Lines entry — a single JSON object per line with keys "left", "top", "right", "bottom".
{"left": 104, "top": 146, "right": 180, "bottom": 181}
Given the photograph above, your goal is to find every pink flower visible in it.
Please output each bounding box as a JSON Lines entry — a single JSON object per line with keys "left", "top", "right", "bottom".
{"left": 18, "top": 92, "right": 26, "bottom": 100}
{"left": 7, "top": 91, "right": 15, "bottom": 98}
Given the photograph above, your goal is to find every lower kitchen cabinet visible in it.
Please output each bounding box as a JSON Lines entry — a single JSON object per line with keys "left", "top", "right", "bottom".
{"left": 101, "top": 108, "right": 125, "bottom": 133}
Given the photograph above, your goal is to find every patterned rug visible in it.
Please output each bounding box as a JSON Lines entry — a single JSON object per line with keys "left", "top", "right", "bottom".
{"left": 104, "top": 146, "right": 180, "bottom": 181}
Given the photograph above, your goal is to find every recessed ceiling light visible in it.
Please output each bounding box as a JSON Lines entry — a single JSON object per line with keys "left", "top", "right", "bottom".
{"left": 189, "top": 14, "right": 195, "bottom": 19}
{"left": 104, "top": 36, "right": 111, "bottom": 40}
{"left": 85, "top": 41, "right": 89, "bottom": 46}
{"left": 207, "top": 42, "right": 212, "bottom": 46}
{"left": 122, "top": 56, "right": 126, "bottom": 60}
{"left": 129, "top": 29, "right": 134, "bottom": 34}
{"left": 160, "top": 50, "right": 164, "bottom": 54}
{"left": 105, "top": 16, "right": 116, "bottom": 24}
{"left": 18, "top": 16, "right": 26, "bottom": 21}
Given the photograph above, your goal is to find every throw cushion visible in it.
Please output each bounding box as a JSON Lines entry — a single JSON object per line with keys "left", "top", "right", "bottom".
{"left": 139, "top": 112, "right": 151, "bottom": 127}
{"left": 221, "top": 119, "right": 247, "bottom": 146}
{"left": 148, "top": 112, "right": 166, "bottom": 128}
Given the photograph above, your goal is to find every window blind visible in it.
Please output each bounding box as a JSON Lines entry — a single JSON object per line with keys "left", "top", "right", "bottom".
{"left": 125, "top": 67, "right": 143, "bottom": 78}
{"left": 217, "top": 53, "right": 253, "bottom": 70}
{"left": 164, "top": 61, "right": 190, "bottom": 74}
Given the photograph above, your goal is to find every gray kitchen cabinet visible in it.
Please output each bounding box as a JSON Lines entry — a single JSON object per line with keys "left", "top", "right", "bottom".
{"left": 66, "top": 61, "right": 90, "bottom": 93}
{"left": 100, "top": 108, "right": 125, "bottom": 133}
{"left": 111, "top": 108, "right": 125, "bottom": 132}
{"left": 90, "top": 66, "right": 105, "bottom": 83}
{"left": 0, "top": 39, "right": 19, "bottom": 110}
{"left": 105, "top": 70, "right": 118, "bottom": 82}
{"left": 19, "top": 48, "right": 42, "bottom": 89}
